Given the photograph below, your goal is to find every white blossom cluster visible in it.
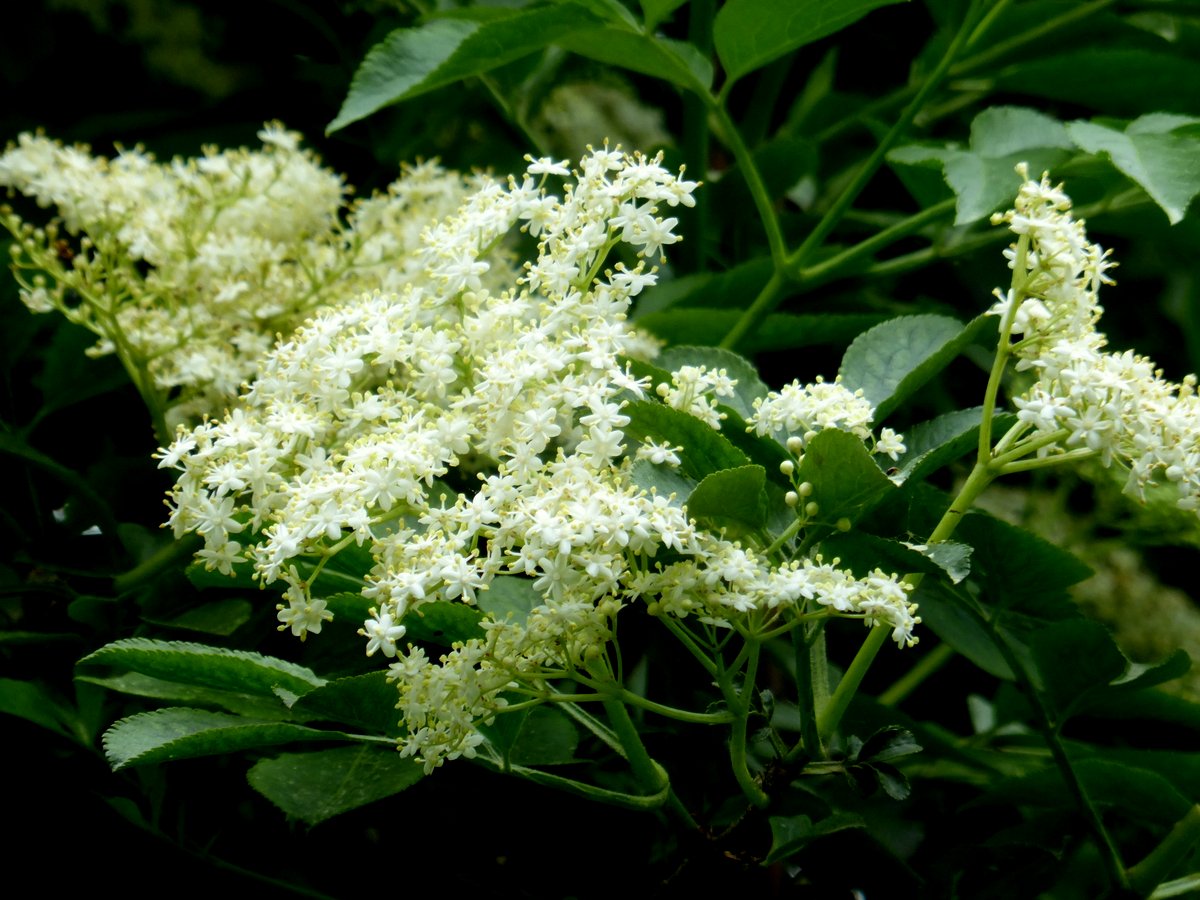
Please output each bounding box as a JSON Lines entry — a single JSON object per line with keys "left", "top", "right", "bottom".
{"left": 747, "top": 375, "right": 907, "bottom": 460}
{"left": 160, "top": 148, "right": 916, "bottom": 771}
{"left": 0, "top": 124, "right": 484, "bottom": 425}
{"left": 988, "top": 167, "right": 1200, "bottom": 510}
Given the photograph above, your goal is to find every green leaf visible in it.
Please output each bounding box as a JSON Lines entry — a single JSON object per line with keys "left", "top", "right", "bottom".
{"left": 330, "top": 6, "right": 603, "bottom": 132}
{"left": 248, "top": 745, "right": 425, "bottom": 825}
{"left": 994, "top": 48, "right": 1200, "bottom": 118}
{"left": 763, "top": 812, "right": 865, "bottom": 865}
{"left": 622, "top": 400, "right": 750, "bottom": 483}
{"left": 0, "top": 677, "right": 81, "bottom": 741}
{"left": 1067, "top": 115, "right": 1200, "bottom": 224}
{"left": 714, "top": 0, "right": 904, "bottom": 84}
{"left": 290, "top": 671, "right": 403, "bottom": 737}
{"left": 1029, "top": 619, "right": 1126, "bottom": 719}
{"left": 637, "top": 308, "right": 883, "bottom": 353}
{"left": 685, "top": 464, "right": 768, "bottom": 535}
{"left": 1109, "top": 650, "right": 1192, "bottom": 695}
{"left": 629, "top": 457, "right": 695, "bottom": 503}
{"left": 915, "top": 582, "right": 1014, "bottom": 680}
{"left": 141, "top": 598, "right": 253, "bottom": 636}
{"left": 820, "top": 531, "right": 971, "bottom": 584}
{"left": 894, "top": 407, "right": 1018, "bottom": 485}
{"left": 103, "top": 707, "right": 345, "bottom": 769}
{"left": 634, "top": 257, "right": 774, "bottom": 315}
{"left": 509, "top": 706, "right": 581, "bottom": 766}
{"left": 79, "top": 638, "right": 326, "bottom": 700}
{"left": 795, "top": 429, "right": 895, "bottom": 526}
{"left": 889, "top": 107, "right": 1074, "bottom": 224}
{"left": 656, "top": 345, "right": 769, "bottom": 420}
{"left": 556, "top": 29, "right": 711, "bottom": 91}
{"left": 979, "top": 759, "right": 1193, "bottom": 827}
{"left": 76, "top": 671, "right": 297, "bottom": 720}
{"left": 477, "top": 575, "right": 542, "bottom": 625}
{"left": 955, "top": 512, "right": 1092, "bottom": 615}
{"left": 639, "top": 0, "right": 689, "bottom": 30}
{"left": 839, "top": 314, "right": 984, "bottom": 422}
{"left": 858, "top": 725, "right": 922, "bottom": 763}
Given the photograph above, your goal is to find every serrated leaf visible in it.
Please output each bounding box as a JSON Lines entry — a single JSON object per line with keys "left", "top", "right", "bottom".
{"left": 509, "top": 706, "right": 580, "bottom": 766}
{"left": 142, "top": 598, "right": 253, "bottom": 636}
{"left": 685, "top": 464, "right": 768, "bottom": 535}
{"left": 477, "top": 575, "right": 542, "bottom": 625}
{"left": 76, "top": 671, "right": 297, "bottom": 720}
{"left": 629, "top": 458, "right": 694, "bottom": 504}
{"left": 714, "top": 0, "right": 904, "bottom": 84}
{"left": 795, "top": 429, "right": 896, "bottom": 526}
{"left": 622, "top": 400, "right": 750, "bottom": 483}
{"left": 858, "top": 725, "right": 922, "bottom": 763}
{"left": 103, "top": 707, "right": 345, "bottom": 769}
{"left": 818, "top": 531, "right": 970, "bottom": 584}
{"left": 915, "top": 581, "right": 1014, "bottom": 680}
{"left": 79, "top": 638, "right": 326, "bottom": 700}
{"left": 871, "top": 762, "right": 912, "bottom": 800}
{"left": 839, "top": 314, "right": 983, "bottom": 421}
{"left": 1067, "top": 115, "right": 1200, "bottom": 224}
{"left": 1030, "top": 620, "right": 1136, "bottom": 720}
{"left": 889, "top": 107, "right": 1074, "bottom": 224}
{"left": 290, "top": 671, "right": 403, "bottom": 736}
{"left": 914, "top": 541, "right": 972, "bottom": 584}
{"left": 330, "top": 6, "right": 604, "bottom": 132}
{"left": 955, "top": 512, "right": 1093, "bottom": 614}
{"left": 895, "top": 407, "right": 1018, "bottom": 485}
{"left": 763, "top": 812, "right": 865, "bottom": 865}
{"left": 556, "top": 29, "right": 711, "bottom": 90}
{"left": 657, "top": 345, "right": 768, "bottom": 420}
{"left": 1109, "top": 650, "right": 1192, "bottom": 694}
{"left": 248, "top": 745, "right": 424, "bottom": 825}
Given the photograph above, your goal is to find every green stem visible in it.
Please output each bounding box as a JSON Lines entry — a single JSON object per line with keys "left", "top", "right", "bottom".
{"left": 789, "top": 198, "right": 957, "bottom": 284}
{"left": 720, "top": 6, "right": 978, "bottom": 351}
{"left": 600, "top": 694, "right": 699, "bottom": 828}
{"left": 499, "top": 760, "right": 671, "bottom": 811}
{"left": 789, "top": 621, "right": 827, "bottom": 762}
{"left": 112, "top": 534, "right": 203, "bottom": 594}
{"left": 658, "top": 614, "right": 719, "bottom": 678}
{"left": 709, "top": 103, "right": 788, "bottom": 268}
{"left": 814, "top": 0, "right": 1115, "bottom": 145}
{"left": 818, "top": 458, "right": 996, "bottom": 744}
{"left": 612, "top": 687, "right": 736, "bottom": 725}
{"left": 1130, "top": 805, "right": 1200, "bottom": 898}
{"left": 987, "top": 618, "right": 1131, "bottom": 892}
{"left": 680, "top": 0, "right": 714, "bottom": 273}
{"left": 817, "top": 623, "right": 889, "bottom": 745}
{"left": 725, "top": 639, "right": 769, "bottom": 807}
{"left": 877, "top": 641, "right": 955, "bottom": 707}
{"left": 785, "top": 7, "right": 975, "bottom": 274}
{"left": 718, "top": 269, "right": 787, "bottom": 351}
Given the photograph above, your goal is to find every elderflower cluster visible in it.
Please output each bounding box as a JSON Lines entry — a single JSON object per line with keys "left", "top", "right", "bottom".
{"left": 988, "top": 166, "right": 1200, "bottom": 511}
{"left": 747, "top": 375, "right": 906, "bottom": 460}
{"left": 161, "top": 148, "right": 916, "bottom": 771}
{"left": 0, "top": 124, "right": 484, "bottom": 425}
